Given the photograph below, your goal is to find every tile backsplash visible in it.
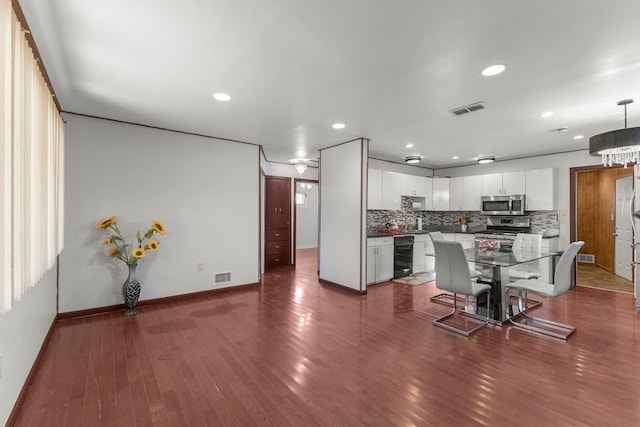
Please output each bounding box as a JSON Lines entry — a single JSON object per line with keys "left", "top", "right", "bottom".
{"left": 367, "top": 196, "right": 559, "bottom": 233}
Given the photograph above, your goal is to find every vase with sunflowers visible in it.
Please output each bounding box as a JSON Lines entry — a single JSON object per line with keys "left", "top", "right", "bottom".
{"left": 96, "top": 216, "right": 166, "bottom": 315}
{"left": 459, "top": 216, "right": 469, "bottom": 232}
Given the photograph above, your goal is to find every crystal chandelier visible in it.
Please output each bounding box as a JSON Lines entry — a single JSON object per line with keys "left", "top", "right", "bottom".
{"left": 294, "top": 161, "right": 307, "bottom": 174}
{"left": 589, "top": 99, "right": 640, "bottom": 167}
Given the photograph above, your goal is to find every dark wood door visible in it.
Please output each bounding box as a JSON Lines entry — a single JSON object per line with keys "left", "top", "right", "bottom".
{"left": 265, "top": 176, "right": 291, "bottom": 268}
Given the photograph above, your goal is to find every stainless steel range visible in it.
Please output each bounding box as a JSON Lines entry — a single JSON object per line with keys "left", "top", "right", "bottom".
{"left": 475, "top": 216, "right": 531, "bottom": 250}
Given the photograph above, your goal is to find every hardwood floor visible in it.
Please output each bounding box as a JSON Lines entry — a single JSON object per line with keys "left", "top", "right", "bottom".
{"left": 12, "top": 248, "right": 640, "bottom": 426}
{"left": 577, "top": 262, "right": 634, "bottom": 294}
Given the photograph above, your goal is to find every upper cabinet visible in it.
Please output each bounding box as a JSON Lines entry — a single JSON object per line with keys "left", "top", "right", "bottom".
{"left": 402, "top": 174, "right": 427, "bottom": 197}
{"left": 380, "top": 171, "right": 431, "bottom": 210}
{"left": 525, "top": 168, "right": 556, "bottom": 210}
{"left": 462, "top": 175, "right": 483, "bottom": 210}
{"left": 432, "top": 177, "right": 450, "bottom": 211}
{"left": 449, "top": 177, "right": 463, "bottom": 211}
{"left": 381, "top": 171, "right": 403, "bottom": 210}
{"left": 368, "top": 168, "right": 383, "bottom": 210}
{"left": 482, "top": 171, "right": 525, "bottom": 196}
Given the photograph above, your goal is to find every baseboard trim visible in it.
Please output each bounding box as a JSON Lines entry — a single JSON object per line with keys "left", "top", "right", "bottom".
{"left": 58, "top": 282, "right": 260, "bottom": 320}
{"left": 319, "top": 278, "right": 366, "bottom": 295}
{"left": 6, "top": 313, "right": 60, "bottom": 427}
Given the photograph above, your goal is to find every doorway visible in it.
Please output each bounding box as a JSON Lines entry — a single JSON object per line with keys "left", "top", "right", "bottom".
{"left": 573, "top": 165, "right": 634, "bottom": 292}
{"left": 615, "top": 176, "right": 633, "bottom": 280}
{"left": 294, "top": 178, "right": 319, "bottom": 272}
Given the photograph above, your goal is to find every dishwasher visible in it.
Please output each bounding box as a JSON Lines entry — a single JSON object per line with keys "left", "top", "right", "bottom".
{"left": 393, "top": 235, "right": 414, "bottom": 278}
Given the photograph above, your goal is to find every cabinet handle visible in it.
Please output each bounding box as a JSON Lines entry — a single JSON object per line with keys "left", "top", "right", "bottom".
{"left": 275, "top": 245, "right": 280, "bottom": 249}
{"left": 275, "top": 233, "right": 280, "bottom": 236}
{"left": 275, "top": 258, "right": 280, "bottom": 262}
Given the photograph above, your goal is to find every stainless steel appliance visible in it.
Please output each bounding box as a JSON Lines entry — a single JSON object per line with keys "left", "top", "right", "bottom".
{"left": 481, "top": 194, "right": 526, "bottom": 216}
{"left": 393, "top": 235, "right": 414, "bottom": 278}
{"left": 475, "top": 216, "right": 531, "bottom": 250}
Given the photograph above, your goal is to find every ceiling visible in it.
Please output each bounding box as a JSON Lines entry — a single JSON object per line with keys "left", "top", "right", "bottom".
{"left": 17, "top": 0, "right": 640, "bottom": 169}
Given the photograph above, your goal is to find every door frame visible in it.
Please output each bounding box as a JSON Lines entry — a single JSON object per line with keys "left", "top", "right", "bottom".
{"left": 293, "top": 178, "right": 319, "bottom": 267}
{"left": 570, "top": 164, "right": 633, "bottom": 271}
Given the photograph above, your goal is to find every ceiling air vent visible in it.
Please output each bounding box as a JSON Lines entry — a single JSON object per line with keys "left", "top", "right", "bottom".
{"left": 449, "top": 102, "right": 487, "bottom": 117}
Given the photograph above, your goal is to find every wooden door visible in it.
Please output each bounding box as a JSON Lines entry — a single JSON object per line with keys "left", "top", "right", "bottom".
{"left": 265, "top": 177, "right": 291, "bottom": 268}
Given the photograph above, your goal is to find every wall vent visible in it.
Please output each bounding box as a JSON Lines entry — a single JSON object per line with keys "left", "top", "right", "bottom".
{"left": 578, "top": 254, "right": 595, "bottom": 263}
{"left": 449, "top": 102, "right": 487, "bottom": 116}
{"left": 214, "top": 271, "right": 232, "bottom": 284}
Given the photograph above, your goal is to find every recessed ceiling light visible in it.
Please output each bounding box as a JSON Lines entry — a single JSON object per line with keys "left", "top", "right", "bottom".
{"left": 573, "top": 135, "right": 584, "bottom": 140}
{"left": 332, "top": 123, "right": 345, "bottom": 129}
{"left": 406, "top": 143, "right": 414, "bottom": 148}
{"left": 477, "top": 155, "right": 496, "bottom": 164}
{"left": 213, "top": 92, "right": 231, "bottom": 101}
{"left": 481, "top": 64, "right": 506, "bottom": 77}
{"left": 452, "top": 156, "right": 459, "bottom": 160}
{"left": 539, "top": 111, "right": 554, "bottom": 118}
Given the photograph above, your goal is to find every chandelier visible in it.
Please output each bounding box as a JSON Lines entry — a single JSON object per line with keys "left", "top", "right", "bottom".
{"left": 294, "top": 161, "right": 307, "bottom": 174}
{"left": 589, "top": 99, "right": 640, "bottom": 167}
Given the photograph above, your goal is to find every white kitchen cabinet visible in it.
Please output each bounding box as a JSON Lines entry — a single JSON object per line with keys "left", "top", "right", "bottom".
{"left": 442, "top": 233, "right": 456, "bottom": 241}
{"left": 432, "top": 177, "right": 449, "bottom": 211}
{"left": 525, "top": 168, "right": 557, "bottom": 210}
{"left": 482, "top": 171, "right": 526, "bottom": 196}
{"left": 402, "top": 174, "right": 427, "bottom": 197}
{"left": 413, "top": 234, "right": 428, "bottom": 273}
{"left": 462, "top": 175, "right": 483, "bottom": 211}
{"left": 367, "top": 237, "right": 394, "bottom": 284}
{"left": 449, "top": 177, "right": 463, "bottom": 211}
{"left": 426, "top": 235, "right": 435, "bottom": 271}
{"left": 502, "top": 171, "right": 526, "bottom": 194}
{"left": 367, "top": 168, "right": 383, "bottom": 210}
{"left": 381, "top": 171, "right": 403, "bottom": 210}
{"left": 423, "top": 177, "right": 433, "bottom": 210}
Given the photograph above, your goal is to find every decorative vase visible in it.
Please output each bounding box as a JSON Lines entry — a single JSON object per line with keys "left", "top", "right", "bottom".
{"left": 122, "top": 264, "right": 141, "bottom": 316}
{"left": 461, "top": 224, "right": 468, "bottom": 232}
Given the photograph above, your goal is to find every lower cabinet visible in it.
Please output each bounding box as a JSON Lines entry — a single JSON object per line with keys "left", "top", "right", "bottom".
{"left": 413, "top": 234, "right": 428, "bottom": 273}
{"left": 367, "top": 237, "right": 394, "bottom": 284}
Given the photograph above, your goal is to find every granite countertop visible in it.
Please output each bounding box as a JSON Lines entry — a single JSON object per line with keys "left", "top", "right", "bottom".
{"left": 367, "top": 225, "right": 483, "bottom": 238}
{"left": 367, "top": 226, "right": 560, "bottom": 238}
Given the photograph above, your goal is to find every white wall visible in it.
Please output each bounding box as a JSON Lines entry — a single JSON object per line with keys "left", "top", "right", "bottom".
{"left": 295, "top": 182, "right": 318, "bottom": 249}
{"left": 436, "top": 150, "right": 601, "bottom": 248}
{"left": 0, "top": 267, "right": 57, "bottom": 426}
{"left": 265, "top": 162, "right": 318, "bottom": 180}
{"left": 60, "top": 114, "right": 260, "bottom": 312}
{"left": 319, "top": 140, "right": 367, "bottom": 291}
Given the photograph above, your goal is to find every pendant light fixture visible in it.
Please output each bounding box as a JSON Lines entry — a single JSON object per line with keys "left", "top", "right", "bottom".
{"left": 294, "top": 161, "right": 308, "bottom": 174}
{"left": 589, "top": 99, "right": 640, "bottom": 167}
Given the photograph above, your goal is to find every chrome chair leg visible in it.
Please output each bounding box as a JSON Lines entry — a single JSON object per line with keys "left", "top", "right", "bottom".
{"left": 504, "top": 287, "right": 576, "bottom": 340}
{"left": 433, "top": 290, "right": 490, "bottom": 337}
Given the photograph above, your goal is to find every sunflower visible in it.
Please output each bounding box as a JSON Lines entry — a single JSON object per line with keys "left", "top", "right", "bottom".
{"left": 101, "top": 236, "right": 113, "bottom": 246}
{"left": 132, "top": 247, "right": 146, "bottom": 259}
{"left": 146, "top": 240, "right": 160, "bottom": 251}
{"left": 108, "top": 247, "right": 120, "bottom": 257}
{"left": 151, "top": 220, "right": 166, "bottom": 235}
{"left": 96, "top": 215, "right": 117, "bottom": 229}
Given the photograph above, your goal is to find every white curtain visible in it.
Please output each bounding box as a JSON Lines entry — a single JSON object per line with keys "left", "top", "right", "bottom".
{"left": 0, "top": 0, "right": 64, "bottom": 315}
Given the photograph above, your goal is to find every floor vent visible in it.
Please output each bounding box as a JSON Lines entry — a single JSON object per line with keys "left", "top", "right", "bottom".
{"left": 214, "top": 271, "right": 232, "bottom": 284}
{"left": 578, "top": 254, "right": 595, "bottom": 263}
{"left": 449, "top": 102, "right": 486, "bottom": 116}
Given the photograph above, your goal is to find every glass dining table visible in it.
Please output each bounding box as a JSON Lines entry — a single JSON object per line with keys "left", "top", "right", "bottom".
{"left": 429, "top": 247, "right": 562, "bottom": 324}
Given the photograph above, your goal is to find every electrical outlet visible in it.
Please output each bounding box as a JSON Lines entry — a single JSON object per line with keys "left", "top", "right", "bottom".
{"left": 196, "top": 262, "right": 204, "bottom": 272}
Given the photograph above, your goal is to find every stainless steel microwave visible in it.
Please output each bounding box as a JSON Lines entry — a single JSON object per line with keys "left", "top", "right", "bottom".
{"left": 481, "top": 194, "right": 526, "bottom": 215}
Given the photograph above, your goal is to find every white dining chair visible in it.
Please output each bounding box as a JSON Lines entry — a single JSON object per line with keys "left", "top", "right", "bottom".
{"left": 504, "top": 241, "right": 584, "bottom": 340}
{"left": 432, "top": 240, "right": 492, "bottom": 336}
{"left": 508, "top": 233, "right": 543, "bottom": 280}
